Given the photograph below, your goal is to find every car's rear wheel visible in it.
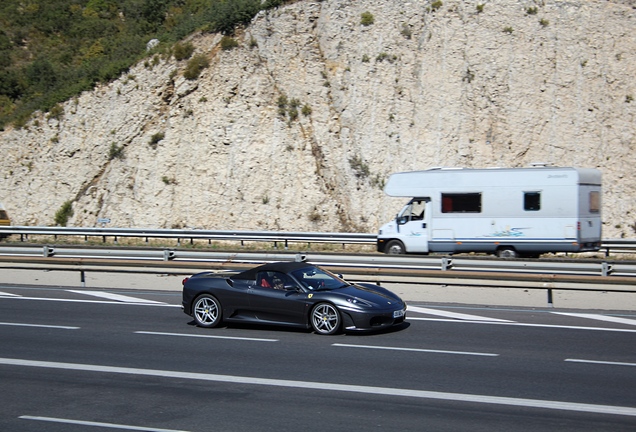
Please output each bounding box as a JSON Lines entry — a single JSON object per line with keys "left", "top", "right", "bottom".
{"left": 310, "top": 303, "right": 341, "bottom": 335}
{"left": 193, "top": 294, "right": 222, "bottom": 328}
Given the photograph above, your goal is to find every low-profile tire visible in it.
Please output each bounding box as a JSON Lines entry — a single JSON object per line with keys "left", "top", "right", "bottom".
{"left": 193, "top": 294, "right": 222, "bottom": 328}
{"left": 496, "top": 247, "right": 518, "bottom": 258}
{"left": 385, "top": 240, "right": 405, "bottom": 255}
{"left": 310, "top": 303, "right": 341, "bottom": 335}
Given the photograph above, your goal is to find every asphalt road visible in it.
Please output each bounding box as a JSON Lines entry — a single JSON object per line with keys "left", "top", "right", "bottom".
{"left": 1, "top": 285, "right": 635, "bottom": 431}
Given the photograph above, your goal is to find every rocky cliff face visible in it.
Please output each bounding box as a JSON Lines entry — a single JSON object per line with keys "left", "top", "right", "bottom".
{"left": 0, "top": 0, "right": 634, "bottom": 237}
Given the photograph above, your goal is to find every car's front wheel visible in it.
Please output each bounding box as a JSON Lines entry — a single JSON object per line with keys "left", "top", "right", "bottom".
{"left": 310, "top": 303, "right": 341, "bottom": 335}
{"left": 193, "top": 294, "right": 222, "bottom": 328}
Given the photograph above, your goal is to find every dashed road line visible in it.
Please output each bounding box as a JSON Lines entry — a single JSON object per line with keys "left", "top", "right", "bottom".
{"left": 0, "top": 322, "right": 79, "bottom": 330}
{"left": 407, "top": 306, "right": 514, "bottom": 322}
{"left": 565, "top": 359, "right": 636, "bottom": 368}
{"left": 135, "top": 331, "right": 278, "bottom": 342}
{"left": 553, "top": 312, "right": 636, "bottom": 327}
{"left": 0, "top": 291, "right": 20, "bottom": 297}
{"left": 2, "top": 357, "right": 636, "bottom": 417}
{"left": 333, "top": 343, "right": 499, "bottom": 357}
{"left": 66, "top": 290, "right": 166, "bottom": 304}
{"left": 20, "top": 416, "right": 191, "bottom": 432}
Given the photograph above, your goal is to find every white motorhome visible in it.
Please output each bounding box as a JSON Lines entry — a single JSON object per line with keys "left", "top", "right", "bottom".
{"left": 377, "top": 166, "right": 602, "bottom": 257}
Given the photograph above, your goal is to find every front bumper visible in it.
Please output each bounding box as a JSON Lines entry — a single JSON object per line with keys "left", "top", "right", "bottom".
{"left": 340, "top": 304, "right": 407, "bottom": 331}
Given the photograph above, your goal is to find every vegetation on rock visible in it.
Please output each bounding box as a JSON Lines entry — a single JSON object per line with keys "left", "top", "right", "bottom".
{"left": 0, "top": 0, "right": 296, "bottom": 130}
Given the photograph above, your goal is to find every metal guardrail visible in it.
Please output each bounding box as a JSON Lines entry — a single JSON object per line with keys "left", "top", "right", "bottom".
{"left": 0, "top": 226, "right": 376, "bottom": 248}
{"left": 0, "top": 246, "right": 634, "bottom": 311}
{"left": 0, "top": 244, "right": 635, "bottom": 282}
{"left": 0, "top": 226, "right": 634, "bottom": 256}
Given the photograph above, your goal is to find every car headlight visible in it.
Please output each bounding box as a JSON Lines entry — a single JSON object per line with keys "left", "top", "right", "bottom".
{"left": 346, "top": 297, "right": 373, "bottom": 307}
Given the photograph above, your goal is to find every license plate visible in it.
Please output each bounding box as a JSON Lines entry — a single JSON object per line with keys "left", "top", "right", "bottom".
{"left": 393, "top": 309, "right": 405, "bottom": 318}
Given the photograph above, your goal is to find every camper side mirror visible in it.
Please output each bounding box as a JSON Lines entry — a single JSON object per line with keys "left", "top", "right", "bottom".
{"left": 397, "top": 216, "right": 408, "bottom": 225}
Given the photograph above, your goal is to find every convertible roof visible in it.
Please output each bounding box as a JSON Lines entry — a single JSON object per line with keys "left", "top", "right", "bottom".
{"left": 232, "top": 261, "right": 316, "bottom": 280}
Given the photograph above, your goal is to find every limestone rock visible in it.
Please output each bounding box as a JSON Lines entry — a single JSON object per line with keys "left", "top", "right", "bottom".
{"left": 0, "top": 0, "right": 634, "bottom": 239}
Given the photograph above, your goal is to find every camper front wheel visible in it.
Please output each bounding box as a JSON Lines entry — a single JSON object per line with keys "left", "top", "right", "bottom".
{"left": 496, "top": 247, "right": 518, "bottom": 258}
{"left": 386, "top": 240, "right": 405, "bottom": 254}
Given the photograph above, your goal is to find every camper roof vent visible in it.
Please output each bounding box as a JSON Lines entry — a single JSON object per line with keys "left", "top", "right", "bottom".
{"left": 529, "top": 162, "right": 554, "bottom": 167}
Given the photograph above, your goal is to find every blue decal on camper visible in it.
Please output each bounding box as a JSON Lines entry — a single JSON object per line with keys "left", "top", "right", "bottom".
{"left": 487, "top": 227, "right": 529, "bottom": 237}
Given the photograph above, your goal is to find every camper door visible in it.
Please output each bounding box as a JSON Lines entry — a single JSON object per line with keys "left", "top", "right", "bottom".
{"left": 396, "top": 198, "right": 430, "bottom": 253}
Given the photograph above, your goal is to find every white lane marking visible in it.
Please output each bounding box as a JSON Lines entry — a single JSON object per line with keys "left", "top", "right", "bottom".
{"left": 20, "top": 416, "right": 191, "bottom": 432}
{"left": 135, "top": 331, "right": 278, "bottom": 342}
{"left": 0, "top": 322, "right": 79, "bottom": 330}
{"left": 67, "top": 290, "right": 165, "bottom": 304}
{"left": 333, "top": 343, "right": 498, "bottom": 357}
{"left": 2, "top": 358, "right": 636, "bottom": 418}
{"left": 0, "top": 296, "right": 180, "bottom": 307}
{"left": 407, "top": 306, "right": 513, "bottom": 322}
{"left": 406, "top": 317, "right": 636, "bottom": 333}
{"left": 553, "top": 312, "right": 636, "bottom": 327}
{"left": 566, "top": 359, "right": 636, "bottom": 368}
{"left": 0, "top": 291, "right": 20, "bottom": 297}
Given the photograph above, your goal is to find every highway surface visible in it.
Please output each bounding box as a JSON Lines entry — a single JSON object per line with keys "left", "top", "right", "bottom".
{"left": 1, "top": 284, "right": 635, "bottom": 431}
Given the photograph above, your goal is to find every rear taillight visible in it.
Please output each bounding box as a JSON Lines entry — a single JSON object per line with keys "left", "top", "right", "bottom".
{"left": 182, "top": 277, "right": 190, "bottom": 286}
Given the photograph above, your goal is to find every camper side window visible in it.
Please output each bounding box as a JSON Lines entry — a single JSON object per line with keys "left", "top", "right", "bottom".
{"left": 589, "top": 191, "right": 600, "bottom": 213}
{"left": 524, "top": 192, "right": 541, "bottom": 211}
{"left": 441, "top": 193, "right": 481, "bottom": 213}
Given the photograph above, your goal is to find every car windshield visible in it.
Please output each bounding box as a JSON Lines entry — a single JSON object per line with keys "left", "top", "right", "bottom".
{"left": 290, "top": 266, "right": 349, "bottom": 291}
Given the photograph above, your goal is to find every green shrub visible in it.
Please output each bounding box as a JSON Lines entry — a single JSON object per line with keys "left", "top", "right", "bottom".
{"left": 108, "top": 142, "right": 124, "bottom": 160}
{"left": 220, "top": 36, "right": 239, "bottom": 50}
{"left": 173, "top": 42, "right": 195, "bottom": 61}
{"left": 349, "top": 155, "right": 370, "bottom": 178}
{"left": 401, "top": 25, "right": 412, "bottom": 40}
{"left": 162, "top": 176, "right": 177, "bottom": 185}
{"left": 360, "top": 12, "right": 374, "bottom": 26}
{"left": 183, "top": 54, "right": 209, "bottom": 80}
{"left": 54, "top": 200, "right": 74, "bottom": 226}
{"left": 47, "top": 104, "right": 64, "bottom": 121}
{"left": 0, "top": 0, "right": 289, "bottom": 129}
{"left": 149, "top": 132, "right": 165, "bottom": 148}
{"left": 431, "top": 1, "right": 443, "bottom": 11}
{"left": 476, "top": 4, "right": 485, "bottom": 13}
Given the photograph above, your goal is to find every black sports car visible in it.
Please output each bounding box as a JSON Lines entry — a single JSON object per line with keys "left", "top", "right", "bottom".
{"left": 181, "top": 261, "right": 407, "bottom": 335}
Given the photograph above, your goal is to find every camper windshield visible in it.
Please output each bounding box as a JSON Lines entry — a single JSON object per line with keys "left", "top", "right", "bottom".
{"left": 398, "top": 199, "right": 426, "bottom": 223}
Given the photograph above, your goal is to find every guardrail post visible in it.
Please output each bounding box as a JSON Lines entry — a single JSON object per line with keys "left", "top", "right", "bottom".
{"left": 163, "top": 250, "right": 175, "bottom": 261}
{"left": 42, "top": 246, "right": 55, "bottom": 257}
{"left": 81, "top": 270, "right": 86, "bottom": 287}
{"left": 441, "top": 257, "right": 452, "bottom": 271}
{"left": 601, "top": 262, "right": 613, "bottom": 277}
